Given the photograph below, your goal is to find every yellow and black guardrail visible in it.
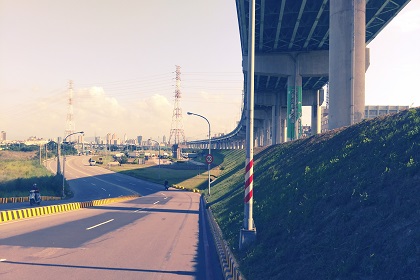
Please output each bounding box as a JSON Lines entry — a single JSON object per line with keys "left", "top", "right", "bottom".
{"left": 0, "top": 195, "right": 140, "bottom": 223}
{"left": 0, "top": 196, "right": 62, "bottom": 204}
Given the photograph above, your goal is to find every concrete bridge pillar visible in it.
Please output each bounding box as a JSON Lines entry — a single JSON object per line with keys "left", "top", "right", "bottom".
{"left": 287, "top": 74, "right": 302, "bottom": 141}
{"left": 329, "top": 0, "right": 366, "bottom": 129}
{"left": 263, "top": 116, "right": 271, "bottom": 146}
{"left": 311, "top": 89, "right": 322, "bottom": 135}
{"left": 271, "top": 92, "right": 280, "bottom": 145}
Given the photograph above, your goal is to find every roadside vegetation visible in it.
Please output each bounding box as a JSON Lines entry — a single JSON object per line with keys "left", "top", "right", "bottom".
{"left": 95, "top": 150, "right": 227, "bottom": 189}
{"left": 0, "top": 150, "right": 66, "bottom": 197}
{"left": 207, "top": 108, "right": 420, "bottom": 279}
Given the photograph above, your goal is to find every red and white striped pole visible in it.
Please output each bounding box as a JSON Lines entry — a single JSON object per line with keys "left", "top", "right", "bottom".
{"left": 244, "top": 157, "right": 254, "bottom": 229}
{"left": 240, "top": 0, "right": 256, "bottom": 249}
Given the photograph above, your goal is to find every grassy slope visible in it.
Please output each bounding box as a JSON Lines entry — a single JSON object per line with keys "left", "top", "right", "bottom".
{"left": 0, "top": 151, "right": 65, "bottom": 197}
{"left": 208, "top": 108, "right": 420, "bottom": 279}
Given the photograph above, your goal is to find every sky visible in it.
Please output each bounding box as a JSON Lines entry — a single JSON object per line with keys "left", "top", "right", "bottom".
{"left": 0, "top": 0, "right": 419, "bottom": 142}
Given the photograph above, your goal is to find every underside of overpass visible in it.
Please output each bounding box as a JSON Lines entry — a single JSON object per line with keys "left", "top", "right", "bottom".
{"left": 187, "top": 0, "right": 411, "bottom": 149}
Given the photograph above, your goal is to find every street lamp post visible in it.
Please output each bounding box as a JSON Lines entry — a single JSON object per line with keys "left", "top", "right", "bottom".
{"left": 187, "top": 112, "right": 211, "bottom": 196}
{"left": 148, "top": 139, "right": 161, "bottom": 180}
{"left": 62, "top": 131, "right": 84, "bottom": 198}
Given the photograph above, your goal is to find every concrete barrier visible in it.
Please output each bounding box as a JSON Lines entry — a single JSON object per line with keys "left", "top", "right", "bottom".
{"left": 202, "top": 196, "right": 245, "bottom": 280}
{"left": 0, "top": 195, "right": 140, "bottom": 223}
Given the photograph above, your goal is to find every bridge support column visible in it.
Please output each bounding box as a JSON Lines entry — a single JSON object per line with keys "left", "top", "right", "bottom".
{"left": 271, "top": 91, "right": 284, "bottom": 145}
{"left": 311, "top": 89, "right": 322, "bottom": 135}
{"left": 329, "top": 0, "right": 366, "bottom": 129}
{"left": 271, "top": 105, "right": 276, "bottom": 145}
{"left": 287, "top": 74, "right": 302, "bottom": 141}
{"left": 263, "top": 117, "right": 271, "bottom": 146}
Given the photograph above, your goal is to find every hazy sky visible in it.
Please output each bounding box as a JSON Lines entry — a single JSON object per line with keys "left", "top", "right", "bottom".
{"left": 1, "top": 0, "right": 419, "bottom": 141}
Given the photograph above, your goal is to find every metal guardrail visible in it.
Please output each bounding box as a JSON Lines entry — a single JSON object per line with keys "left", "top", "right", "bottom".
{"left": 0, "top": 196, "right": 61, "bottom": 204}
{"left": 0, "top": 195, "right": 140, "bottom": 223}
{"left": 202, "top": 195, "right": 245, "bottom": 280}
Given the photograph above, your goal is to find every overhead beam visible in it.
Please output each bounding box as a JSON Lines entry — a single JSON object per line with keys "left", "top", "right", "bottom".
{"left": 238, "top": 0, "right": 248, "bottom": 54}
{"left": 288, "top": 0, "right": 307, "bottom": 49}
{"left": 273, "top": 0, "right": 286, "bottom": 49}
{"left": 303, "top": 0, "right": 328, "bottom": 48}
{"left": 259, "top": 0, "right": 266, "bottom": 50}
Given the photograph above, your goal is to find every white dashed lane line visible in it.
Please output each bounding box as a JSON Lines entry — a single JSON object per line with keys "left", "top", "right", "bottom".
{"left": 86, "top": 219, "right": 114, "bottom": 230}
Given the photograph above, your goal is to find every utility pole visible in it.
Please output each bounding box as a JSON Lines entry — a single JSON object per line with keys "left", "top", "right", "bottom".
{"left": 64, "top": 80, "right": 75, "bottom": 142}
{"left": 239, "top": 0, "right": 257, "bottom": 249}
{"left": 168, "top": 65, "right": 186, "bottom": 147}
{"left": 57, "top": 137, "right": 61, "bottom": 175}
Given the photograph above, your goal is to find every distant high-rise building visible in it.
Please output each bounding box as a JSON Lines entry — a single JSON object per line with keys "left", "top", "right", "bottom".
{"left": 137, "top": 136, "right": 143, "bottom": 145}
{"left": 162, "top": 135, "right": 167, "bottom": 144}
{"left": 0, "top": 131, "right": 6, "bottom": 141}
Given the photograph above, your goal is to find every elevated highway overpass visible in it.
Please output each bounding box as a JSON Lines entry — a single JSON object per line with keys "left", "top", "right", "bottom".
{"left": 187, "top": 0, "right": 411, "bottom": 149}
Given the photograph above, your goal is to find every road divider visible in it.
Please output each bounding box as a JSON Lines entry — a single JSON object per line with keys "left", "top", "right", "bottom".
{"left": 0, "top": 196, "right": 61, "bottom": 204}
{"left": 0, "top": 195, "right": 140, "bottom": 223}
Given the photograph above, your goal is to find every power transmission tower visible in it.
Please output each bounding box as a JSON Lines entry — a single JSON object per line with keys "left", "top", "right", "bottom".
{"left": 168, "top": 65, "right": 186, "bottom": 145}
{"left": 64, "top": 80, "right": 75, "bottom": 142}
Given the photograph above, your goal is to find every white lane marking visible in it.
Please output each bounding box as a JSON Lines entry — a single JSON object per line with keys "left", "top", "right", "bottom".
{"left": 86, "top": 219, "right": 114, "bottom": 230}
{"left": 134, "top": 208, "right": 143, "bottom": 212}
{"left": 145, "top": 188, "right": 153, "bottom": 191}
{"left": 91, "top": 183, "right": 96, "bottom": 186}
{"left": 101, "top": 188, "right": 106, "bottom": 191}
{"left": 153, "top": 201, "right": 160, "bottom": 205}
{"left": 64, "top": 160, "right": 138, "bottom": 195}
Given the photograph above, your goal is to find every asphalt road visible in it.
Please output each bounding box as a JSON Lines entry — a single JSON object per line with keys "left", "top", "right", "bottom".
{"left": 0, "top": 156, "right": 223, "bottom": 279}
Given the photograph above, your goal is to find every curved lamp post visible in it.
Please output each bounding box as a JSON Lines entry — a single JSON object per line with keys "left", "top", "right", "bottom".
{"left": 187, "top": 112, "right": 211, "bottom": 196}
{"left": 148, "top": 139, "right": 161, "bottom": 180}
{"left": 62, "top": 131, "right": 84, "bottom": 198}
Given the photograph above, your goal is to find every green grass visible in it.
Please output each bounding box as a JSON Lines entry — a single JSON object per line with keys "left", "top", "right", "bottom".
{"left": 0, "top": 151, "right": 67, "bottom": 197}
{"left": 103, "top": 153, "right": 226, "bottom": 190}
{"left": 207, "top": 108, "right": 420, "bottom": 280}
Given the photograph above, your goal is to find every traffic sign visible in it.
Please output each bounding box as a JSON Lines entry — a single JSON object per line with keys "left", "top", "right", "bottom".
{"left": 205, "top": 154, "right": 213, "bottom": 164}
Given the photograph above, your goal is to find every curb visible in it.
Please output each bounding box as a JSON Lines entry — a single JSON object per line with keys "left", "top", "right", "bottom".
{"left": 171, "top": 184, "right": 200, "bottom": 193}
{"left": 0, "top": 195, "right": 140, "bottom": 223}
{"left": 202, "top": 196, "right": 245, "bottom": 280}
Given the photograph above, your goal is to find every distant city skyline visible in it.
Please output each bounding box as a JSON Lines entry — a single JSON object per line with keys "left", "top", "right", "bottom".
{"left": 1, "top": 1, "right": 419, "bottom": 141}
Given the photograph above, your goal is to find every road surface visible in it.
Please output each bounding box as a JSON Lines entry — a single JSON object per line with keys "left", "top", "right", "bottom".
{"left": 0, "top": 156, "right": 222, "bottom": 279}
